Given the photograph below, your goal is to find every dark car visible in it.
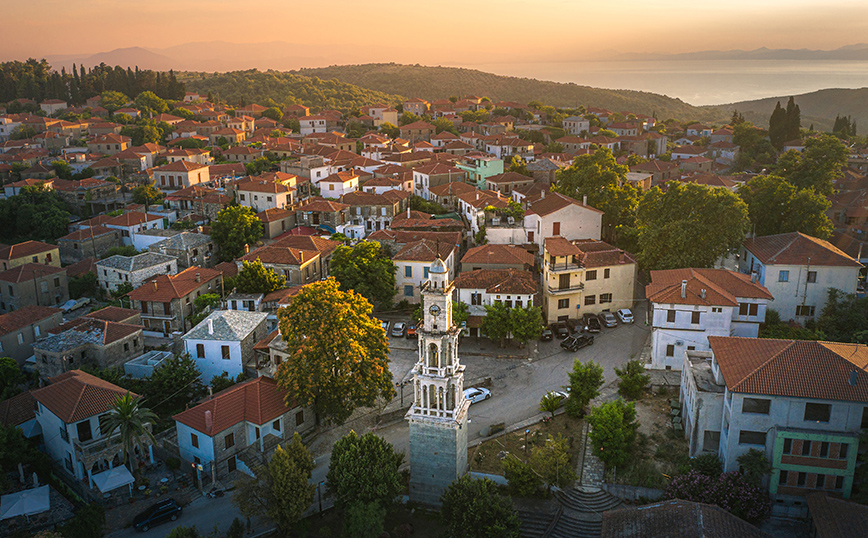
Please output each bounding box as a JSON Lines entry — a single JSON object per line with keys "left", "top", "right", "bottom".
{"left": 540, "top": 327, "right": 554, "bottom": 341}
{"left": 582, "top": 313, "right": 601, "bottom": 333}
{"left": 554, "top": 323, "right": 570, "bottom": 339}
{"left": 133, "top": 498, "right": 182, "bottom": 532}
{"left": 561, "top": 334, "right": 594, "bottom": 351}
{"left": 566, "top": 318, "right": 583, "bottom": 334}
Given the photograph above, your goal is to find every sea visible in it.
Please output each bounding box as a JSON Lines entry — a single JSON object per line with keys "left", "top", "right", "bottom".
{"left": 467, "top": 60, "right": 868, "bottom": 106}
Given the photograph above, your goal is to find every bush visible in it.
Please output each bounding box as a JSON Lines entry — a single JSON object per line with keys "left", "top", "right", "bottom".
{"left": 502, "top": 456, "right": 541, "bottom": 497}
{"left": 343, "top": 501, "right": 386, "bottom": 538}
{"left": 615, "top": 360, "right": 650, "bottom": 400}
{"left": 58, "top": 503, "right": 105, "bottom": 538}
{"left": 663, "top": 470, "right": 770, "bottom": 524}
{"left": 690, "top": 453, "right": 722, "bottom": 476}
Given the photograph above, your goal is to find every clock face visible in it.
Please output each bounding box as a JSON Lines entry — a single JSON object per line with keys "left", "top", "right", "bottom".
{"left": 429, "top": 304, "right": 442, "bottom": 317}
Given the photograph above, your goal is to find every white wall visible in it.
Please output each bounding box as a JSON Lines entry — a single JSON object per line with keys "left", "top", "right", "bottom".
{"left": 176, "top": 421, "right": 215, "bottom": 466}
{"left": 185, "top": 338, "right": 244, "bottom": 384}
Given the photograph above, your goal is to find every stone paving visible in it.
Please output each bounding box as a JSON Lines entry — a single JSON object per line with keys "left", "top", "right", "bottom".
{"left": 578, "top": 422, "right": 605, "bottom": 490}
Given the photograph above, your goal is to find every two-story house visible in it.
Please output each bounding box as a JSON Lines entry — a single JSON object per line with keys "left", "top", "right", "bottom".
{"left": 412, "top": 163, "right": 466, "bottom": 200}
{"left": 739, "top": 232, "right": 863, "bottom": 323}
{"left": 148, "top": 232, "right": 217, "bottom": 269}
{"left": 394, "top": 239, "right": 458, "bottom": 303}
{"left": 454, "top": 268, "right": 538, "bottom": 338}
{"left": 183, "top": 310, "right": 268, "bottom": 384}
{"left": 680, "top": 337, "right": 868, "bottom": 516}
{"left": 96, "top": 253, "right": 178, "bottom": 293}
{"left": 128, "top": 267, "right": 224, "bottom": 335}
{"left": 342, "top": 190, "right": 411, "bottom": 233}
{"left": 172, "top": 376, "right": 315, "bottom": 479}
{"left": 153, "top": 161, "right": 210, "bottom": 191}
{"left": 33, "top": 318, "right": 144, "bottom": 378}
{"left": 239, "top": 245, "right": 322, "bottom": 287}
{"left": 0, "top": 240, "right": 60, "bottom": 271}
{"left": 234, "top": 178, "right": 296, "bottom": 212}
{"left": 0, "top": 264, "right": 68, "bottom": 313}
{"left": 103, "top": 212, "right": 166, "bottom": 247}
{"left": 460, "top": 244, "right": 534, "bottom": 273}
{"left": 647, "top": 268, "right": 773, "bottom": 370}
{"left": 0, "top": 305, "right": 63, "bottom": 366}
{"left": 295, "top": 197, "right": 349, "bottom": 233}
{"left": 57, "top": 226, "right": 122, "bottom": 264}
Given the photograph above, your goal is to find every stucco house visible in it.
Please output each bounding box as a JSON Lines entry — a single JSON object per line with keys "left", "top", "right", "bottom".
{"left": 183, "top": 310, "right": 269, "bottom": 384}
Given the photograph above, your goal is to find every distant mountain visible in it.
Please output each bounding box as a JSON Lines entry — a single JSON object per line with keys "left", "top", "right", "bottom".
{"left": 46, "top": 47, "right": 178, "bottom": 71}
{"left": 604, "top": 44, "right": 868, "bottom": 62}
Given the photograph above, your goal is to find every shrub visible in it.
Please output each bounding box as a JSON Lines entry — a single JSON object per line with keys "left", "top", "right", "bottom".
{"left": 502, "top": 456, "right": 541, "bottom": 497}
{"left": 615, "top": 360, "right": 649, "bottom": 400}
{"left": 663, "top": 470, "right": 770, "bottom": 524}
{"left": 690, "top": 453, "right": 722, "bottom": 476}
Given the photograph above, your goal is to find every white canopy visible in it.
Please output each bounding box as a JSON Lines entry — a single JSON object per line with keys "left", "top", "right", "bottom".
{"left": 91, "top": 466, "right": 135, "bottom": 493}
{"left": 0, "top": 485, "right": 49, "bottom": 521}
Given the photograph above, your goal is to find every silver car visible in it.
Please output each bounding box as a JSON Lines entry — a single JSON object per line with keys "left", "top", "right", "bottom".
{"left": 599, "top": 311, "right": 618, "bottom": 328}
{"left": 616, "top": 309, "right": 634, "bottom": 324}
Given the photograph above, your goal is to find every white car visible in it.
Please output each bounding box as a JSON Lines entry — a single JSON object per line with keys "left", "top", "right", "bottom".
{"left": 616, "top": 308, "right": 634, "bottom": 324}
{"left": 463, "top": 387, "right": 491, "bottom": 404}
{"left": 61, "top": 297, "right": 90, "bottom": 313}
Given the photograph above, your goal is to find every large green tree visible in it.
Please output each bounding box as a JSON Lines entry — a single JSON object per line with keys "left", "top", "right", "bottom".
{"left": 566, "top": 359, "right": 604, "bottom": 418}
{"left": 329, "top": 241, "right": 396, "bottom": 310}
{"left": 615, "top": 360, "right": 650, "bottom": 400}
{"left": 210, "top": 206, "right": 264, "bottom": 262}
{"left": 230, "top": 259, "right": 286, "bottom": 294}
{"left": 0, "top": 357, "right": 24, "bottom": 401}
{"left": 777, "top": 134, "right": 848, "bottom": 196}
{"left": 144, "top": 354, "right": 206, "bottom": 416}
{"left": 631, "top": 182, "right": 749, "bottom": 270}
{"left": 131, "top": 184, "right": 164, "bottom": 209}
{"left": 737, "top": 175, "right": 833, "bottom": 239}
{"left": 480, "top": 300, "right": 511, "bottom": 347}
{"left": 326, "top": 431, "right": 404, "bottom": 508}
{"left": 0, "top": 186, "right": 72, "bottom": 243}
{"left": 134, "top": 91, "right": 169, "bottom": 115}
{"left": 100, "top": 393, "right": 157, "bottom": 472}
{"left": 100, "top": 90, "right": 129, "bottom": 113}
{"left": 232, "top": 433, "right": 314, "bottom": 535}
{"left": 817, "top": 289, "right": 868, "bottom": 344}
{"left": 440, "top": 475, "right": 521, "bottom": 538}
{"left": 587, "top": 399, "right": 638, "bottom": 468}
{"left": 768, "top": 101, "right": 788, "bottom": 149}
{"left": 275, "top": 278, "right": 395, "bottom": 425}
{"left": 509, "top": 305, "right": 544, "bottom": 346}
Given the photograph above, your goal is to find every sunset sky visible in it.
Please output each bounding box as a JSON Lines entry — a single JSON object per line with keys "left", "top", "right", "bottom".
{"left": 3, "top": 0, "right": 868, "bottom": 64}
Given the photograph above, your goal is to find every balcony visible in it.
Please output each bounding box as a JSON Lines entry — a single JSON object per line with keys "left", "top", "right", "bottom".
{"left": 547, "top": 261, "right": 582, "bottom": 273}
{"left": 547, "top": 283, "right": 584, "bottom": 294}
{"left": 73, "top": 431, "right": 123, "bottom": 460}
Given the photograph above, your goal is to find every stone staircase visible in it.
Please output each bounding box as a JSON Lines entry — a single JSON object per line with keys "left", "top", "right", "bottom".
{"left": 518, "top": 508, "right": 557, "bottom": 538}
{"left": 556, "top": 488, "right": 623, "bottom": 513}
{"left": 547, "top": 512, "right": 603, "bottom": 538}
{"left": 545, "top": 488, "right": 624, "bottom": 538}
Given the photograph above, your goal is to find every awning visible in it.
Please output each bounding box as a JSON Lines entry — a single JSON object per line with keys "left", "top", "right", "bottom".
{"left": 91, "top": 466, "right": 135, "bottom": 493}
{"left": 0, "top": 485, "right": 49, "bottom": 520}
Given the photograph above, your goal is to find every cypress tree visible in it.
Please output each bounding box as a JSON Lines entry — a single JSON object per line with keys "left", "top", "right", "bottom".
{"left": 768, "top": 101, "right": 787, "bottom": 149}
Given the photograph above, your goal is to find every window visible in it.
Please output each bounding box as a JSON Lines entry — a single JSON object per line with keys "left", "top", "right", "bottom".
{"left": 273, "top": 420, "right": 281, "bottom": 432}
{"left": 604, "top": 268, "right": 610, "bottom": 279}
{"left": 667, "top": 310, "right": 676, "bottom": 323}
{"left": 691, "top": 311, "right": 701, "bottom": 324}
{"left": 802, "top": 441, "right": 812, "bottom": 456}
{"left": 53, "top": 277, "right": 60, "bottom": 287}
{"left": 738, "top": 430, "right": 766, "bottom": 445}
{"left": 196, "top": 344, "right": 205, "bottom": 359}
{"left": 584, "top": 295, "right": 596, "bottom": 306}
{"left": 221, "top": 345, "right": 230, "bottom": 360}
{"left": 807, "top": 271, "right": 817, "bottom": 283}
{"left": 33, "top": 326, "right": 39, "bottom": 337}
{"left": 296, "top": 410, "right": 304, "bottom": 426}
{"left": 600, "top": 293, "right": 612, "bottom": 304}
{"left": 76, "top": 420, "right": 93, "bottom": 442}
{"left": 795, "top": 305, "right": 815, "bottom": 317}
{"left": 558, "top": 298, "right": 570, "bottom": 309}
{"left": 404, "top": 266, "right": 412, "bottom": 278}
{"left": 703, "top": 431, "right": 720, "bottom": 452}
{"left": 779, "top": 470, "right": 788, "bottom": 485}
{"left": 839, "top": 443, "right": 849, "bottom": 459}
{"left": 17, "top": 333, "right": 24, "bottom": 345}
{"left": 742, "top": 398, "right": 771, "bottom": 414}
{"left": 124, "top": 343, "right": 129, "bottom": 352}
{"left": 711, "top": 307, "right": 722, "bottom": 313}
{"left": 403, "top": 285, "right": 414, "bottom": 297}
{"left": 804, "top": 403, "right": 831, "bottom": 422}
{"left": 797, "top": 472, "right": 807, "bottom": 487}
{"left": 778, "top": 270, "right": 789, "bottom": 282}
{"left": 783, "top": 438, "right": 792, "bottom": 454}
{"left": 225, "top": 433, "right": 234, "bottom": 449}
{"left": 820, "top": 442, "right": 829, "bottom": 458}
{"left": 666, "top": 344, "right": 675, "bottom": 357}
{"left": 191, "top": 433, "right": 199, "bottom": 448}
{"left": 423, "top": 267, "right": 429, "bottom": 278}
{"left": 586, "top": 270, "right": 597, "bottom": 281}
{"left": 816, "top": 474, "right": 826, "bottom": 489}
{"left": 862, "top": 407, "right": 868, "bottom": 429}
{"left": 227, "top": 456, "right": 237, "bottom": 473}
{"left": 836, "top": 476, "right": 844, "bottom": 489}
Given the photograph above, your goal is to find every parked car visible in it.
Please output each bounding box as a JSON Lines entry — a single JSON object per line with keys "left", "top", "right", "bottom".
{"left": 61, "top": 297, "right": 90, "bottom": 313}
{"left": 582, "top": 313, "right": 601, "bottom": 333}
{"left": 406, "top": 323, "right": 418, "bottom": 338}
{"left": 554, "top": 323, "right": 570, "bottom": 339}
{"left": 561, "top": 334, "right": 594, "bottom": 351}
{"left": 616, "top": 309, "right": 634, "bottom": 324}
{"left": 566, "top": 318, "right": 583, "bottom": 334}
{"left": 545, "top": 390, "right": 569, "bottom": 407}
{"left": 391, "top": 322, "right": 406, "bottom": 337}
{"left": 380, "top": 320, "right": 390, "bottom": 333}
{"left": 463, "top": 387, "right": 491, "bottom": 404}
{"left": 133, "top": 498, "right": 182, "bottom": 532}
{"left": 540, "top": 327, "right": 554, "bottom": 341}
{"left": 599, "top": 311, "right": 618, "bottom": 328}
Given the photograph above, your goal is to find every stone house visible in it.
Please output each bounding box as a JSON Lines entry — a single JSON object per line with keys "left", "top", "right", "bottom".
{"left": 0, "top": 241, "right": 60, "bottom": 270}
{"left": 257, "top": 208, "right": 297, "bottom": 239}
{"left": 32, "top": 318, "right": 144, "bottom": 378}
{"left": 52, "top": 178, "right": 119, "bottom": 212}
{"left": 342, "top": 190, "right": 410, "bottom": 233}
{"left": 239, "top": 245, "right": 322, "bottom": 287}
{"left": 57, "top": 226, "right": 122, "bottom": 264}
{"left": 454, "top": 268, "right": 538, "bottom": 337}
{"left": 0, "top": 264, "right": 68, "bottom": 314}
{"left": 412, "top": 163, "right": 466, "bottom": 200}
{"left": 0, "top": 305, "right": 64, "bottom": 366}
{"left": 96, "top": 253, "right": 179, "bottom": 293}
{"left": 173, "top": 376, "right": 315, "bottom": 479}
{"left": 399, "top": 121, "right": 436, "bottom": 143}
{"left": 153, "top": 161, "right": 210, "bottom": 191}
{"left": 295, "top": 197, "right": 349, "bottom": 232}
{"left": 271, "top": 235, "right": 342, "bottom": 276}
{"left": 127, "top": 267, "right": 224, "bottom": 335}
{"left": 164, "top": 186, "right": 231, "bottom": 221}
{"left": 86, "top": 134, "right": 131, "bottom": 155}
{"left": 182, "top": 310, "right": 269, "bottom": 384}
{"left": 148, "top": 232, "right": 217, "bottom": 269}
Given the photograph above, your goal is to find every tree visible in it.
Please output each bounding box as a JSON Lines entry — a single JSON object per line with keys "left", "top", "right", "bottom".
{"left": 131, "top": 184, "right": 164, "bottom": 209}
{"left": 502, "top": 456, "right": 542, "bottom": 497}
{"left": 615, "top": 360, "right": 650, "bottom": 400}
{"left": 261, "top": 107, "right": 283, "bottom": 121}
{"left": 57, "top": 503, "right": 106, "bottom": 538}
{"left": 164, "top": 527, "right": 199, "bottom": 538}
{"left": 737, "top": 448, "right": 772, "bottom": 487}
{"left": 778, "top": 134, "right": 848, "bottom": 196}
{"left": 440, "top": 475, "right": 521, "bottom": 538}
{"left": 529, "top": 434, "right": 576, "bottom": 489}
{"left": 231, "top": 259, "right": 286, "bottom": 294}
{"left": 452, "top": 301, "right": 469, "bottom": 327}
{"left": 539, "top": 392, "right": 563, "bottom": 418}
{"left": 732, "top": 122, "right": 776, "bottom": 172}
{"left": 768, "top": 101, "right": 788, "bottom": 149}
{"left": 100, "top": 91, "right": 129, "bottom": 113}
{"left": 329, "top": 241, "right": 396, "bottom": 310}
{"left": 275, "top": 278, "right": 394, "bottom": 425}
{"left": 188, "top": 293, "right": 222, "bottom": 327}
{"left": 100, "top": 393, "right": 157, "bottom": 472}
{"left": 566, "top": 360, "right": 604, "bottom": 418}
{"left": 509, "top": 305, "right": 544, "bottom": 346}
{"left": 737, "top": 175, "right": 833, "bottom": 239}
{"left": 379, "top": 122, "right": 399, "bottom": 139}
{"left": 210, "top": 206, "right": 263, "bottom": 262}
{"left": 144, "top": 354, "right": 206, "bottom": 416}
{"left": 233, "top": 433, "right": 314, "bottom": 535}
{"left": 343, "top": 501, "right": 387, "bottom": 538}
{"left": 586, "top": 399, "right": 638, "bottom": 468}
{"left": 784, "top": 96, "right": 801, "bottom": 143}
{"left": 134, "top": 91, "right": 169, "bottom": 115}
{"left": 481, "top": 300, "right": 511, "bottom": 347}
{"left": 817, "top": 289, "right": 868, "bottom": 344}
{"left": 632, "top": 182, "right": 749, "bottom": 270}
{"left": 507, "top": 155, "right": 530, "bottom": 176}
{"left": 51, "top": 160, "right": 73, "bottom": 179}
{"left": 327, "top": 431, "right": 403, "bottom": 508}
{"left": 0, "top": 357, "right": 24, "bottom": 401}
{"left": 69, "top": 271, "right": 98, "bottom": 299}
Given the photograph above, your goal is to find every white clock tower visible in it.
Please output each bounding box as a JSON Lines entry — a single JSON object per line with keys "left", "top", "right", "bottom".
{"left": 406, "top": 256, "right": 470, "bottom": 506}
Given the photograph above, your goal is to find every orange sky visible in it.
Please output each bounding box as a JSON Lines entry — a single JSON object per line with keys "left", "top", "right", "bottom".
{"left": 3, "top": 0, "right": 868, "bottom": 63}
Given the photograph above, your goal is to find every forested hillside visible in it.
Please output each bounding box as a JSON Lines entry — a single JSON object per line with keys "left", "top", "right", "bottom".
{"left": 293, "top": 63, "right": 712, "bottom": 120}
{"left": 179, "top": 70, "right": 404, "bottom": 112}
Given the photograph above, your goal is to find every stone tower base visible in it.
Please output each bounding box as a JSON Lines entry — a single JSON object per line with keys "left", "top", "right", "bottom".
{"left": 408, "top": 414, "right": 468, "bottom": 506}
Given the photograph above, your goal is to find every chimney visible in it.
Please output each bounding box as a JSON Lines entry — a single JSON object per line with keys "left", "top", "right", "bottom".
{"left": 681, "top": 280, "right": 687, "bottom": 298}
{"left": 583, "top": 194, "right": 588, "bottom": 206}
{"left": 540, "top": 190, "right": 545, "bottom": 199}
{"left": 195, "top": 272, "right": 201, "bottom": 282}
{"left": 244, "top": 243, "right": 250, "bottom": 254}
{"left": 207, "top": 318, "right": 213, "bottom": 334}
{"left": 407, "top": 206, "right": 411, "bottom": 218}
{"left": 204, "top": 410, "right": 212, "bottom": 433}
{"left": 700, "top": 289, "right": 706, "bottom": 299}
{"left": 750, "top": 272, "right": 757, "bottom": 283}
{"left": 153, "top": 281, "right": 158, "bottom": 291}
{"left": 850, "top": 370, "right": 858, "bottom": 387}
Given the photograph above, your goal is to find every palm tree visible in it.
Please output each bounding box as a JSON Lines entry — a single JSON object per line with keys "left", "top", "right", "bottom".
{"left": 101, "top": 393, "right": 158, "bottom": 472}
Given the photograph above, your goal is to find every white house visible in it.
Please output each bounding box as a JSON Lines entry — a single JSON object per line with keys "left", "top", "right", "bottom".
{"left": 103, "top": 212, "right": 166, "bottom": 246}
{"left": 32, "top": 370, "right": 153, "bottom": 490}
{"left": 0, "top": 117, "right": 22, "bottom": 142}
{"left": 153, "top": 161, "right": 210, "bottom": 191}
{"left": 394, "top": 239, "right": 458, "bottom": 303}
{"left": 680, "top": 337, "right": 867, "bottom": 515}
{"left": 486, "top": 192, "right": 603, "bottom": 249}
{"left": 183, "top": 310, "right": 269, "bottom": 384}
{"left": 96, "top": 252, "right": 178, "bottom": 292}
{"left": 298, "top": 116, "right": 329, "bottom": 135}
{"left": 319, "top": 171, "right": 359, "bottom": 199}
{"left": 235, "top": 179, "right": 296, "bottom": 212}
{"left": 739, "top": 232, "right": 863, "bottom": 323}
{"left": 172, "top": 376, "right": 315, "bottom": 478}
{"left": 454, "top": 268, "right": 538, "bottom": 338}
{"left": 646, "top": 268, "right": 773, "bottom": 370}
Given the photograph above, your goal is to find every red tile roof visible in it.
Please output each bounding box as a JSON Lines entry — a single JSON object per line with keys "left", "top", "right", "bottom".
{"left": 128, "top": 266, "right": 222, "bottom": 301}
{"left": 272, "top": 235, "right": 341, "bottom": 257}
{"left": 154, "top": 160, "right": 208, "bottom": 172}
{"left": 241, "top": 245, "right": 318, "bottom": 266}
{"left": 527, "top": 192, "right": 603, "bottom": 216}
{"left": 84, "top": 306, "right": 140, "bottom": 324}
{"left": 743, "top": 232, "right": 862, "bottom": 267}
{"left": 393, "top": 239, "right": 456, "bottom": 262}
{"left": 0, "top": 391, "right": 37, "bottom": 427}
{"left": 58, "top": 225, "right": 116, "bottom": 241}
{"left": 173, "top": 376, "right": 296, "bottom": 435}
{"left": 0, "top": 240, "right": 57, "bottom": 261}
{"left": 0, "top": 305, "right": 61, "bottom": 335}
{"left": 0, "top": 263, "right": 64, "bottom": 283}
{"left": 454, "top": 268, "right": 538, "bottom": 295}
{"left": 105, "top": 212, "right": 163, "bottom": 227}
{"left": 647, "top": 268, "right": 772, "bottom": 306}
{"left": 65, "top": 257, "right": 99, "bottom": 278}
{"left": 710, "top": 336, "right": 868, "bottom": 402}
{"left": 461, "top": 244, "right": 534, "bottom": 267}
{"left": 33, "top": 370, "right": 136, "bottom": 423}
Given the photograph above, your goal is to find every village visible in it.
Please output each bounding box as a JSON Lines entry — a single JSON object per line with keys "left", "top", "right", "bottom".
{"left": 0, "top": 71, "right": 867, "bottom": 538}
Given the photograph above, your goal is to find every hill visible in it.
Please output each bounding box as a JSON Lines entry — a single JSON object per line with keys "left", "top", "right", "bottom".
{"left": 293, "top": 63, "right": 711, "bottom": 120}
{"left": 177, "top": 70, "right": 404, "bottom": 112}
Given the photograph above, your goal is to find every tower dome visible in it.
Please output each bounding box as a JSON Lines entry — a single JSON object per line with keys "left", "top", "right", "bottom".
{"left": 430, "top": 257, "right": 448, "bottom": 274}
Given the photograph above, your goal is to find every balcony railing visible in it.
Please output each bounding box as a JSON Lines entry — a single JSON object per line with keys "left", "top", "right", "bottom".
{"left": 73, "top": 432, "right": 123, "bottom": 459}
{"left": 547, "top": 283, "right": 584, "bottom": 294}
{"left": 547, "top": 262, "right": 582, "bottom": 273}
